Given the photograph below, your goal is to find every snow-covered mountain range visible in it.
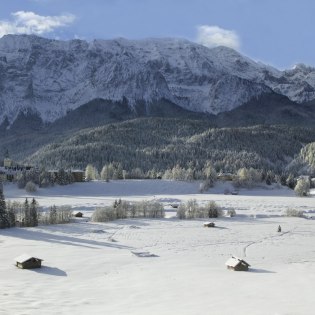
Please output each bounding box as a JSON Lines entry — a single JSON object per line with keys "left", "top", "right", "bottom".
{"left": 1, "top": 34, "right": 315, "bottom": 124}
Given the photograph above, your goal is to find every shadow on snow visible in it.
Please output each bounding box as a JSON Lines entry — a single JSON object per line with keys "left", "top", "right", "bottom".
{"left": 31, "top": 266, "right": 68, "bottom": 277}
{"left": 3, "top": 227, "right": 132, "bottom": 250}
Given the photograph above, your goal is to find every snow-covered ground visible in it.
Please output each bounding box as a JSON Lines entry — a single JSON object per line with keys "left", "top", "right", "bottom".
{"left": 1, "top": 180, "right": 315, "bottom": 315}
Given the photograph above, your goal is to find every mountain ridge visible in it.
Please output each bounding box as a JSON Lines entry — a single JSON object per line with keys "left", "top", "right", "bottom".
{"left": 1, "top": 34, "right": 315, "bottom": 125}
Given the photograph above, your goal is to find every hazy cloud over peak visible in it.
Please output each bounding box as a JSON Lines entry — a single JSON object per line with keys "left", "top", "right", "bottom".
{"left": 0, "top": 11, "right": 75, "bottom": 37}
{"left": 196, "top": 25, "right": 240, "bottom": 50}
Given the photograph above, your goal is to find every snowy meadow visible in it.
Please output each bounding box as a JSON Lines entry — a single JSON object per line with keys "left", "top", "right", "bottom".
{"left": 1, "top": 180, "right": 315, "bottom": 315}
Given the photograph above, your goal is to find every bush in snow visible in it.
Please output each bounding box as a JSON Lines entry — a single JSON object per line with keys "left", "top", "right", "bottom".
{"left": 294, "top": 178, "right": 310, "bottom": 197}
{"left": 226, "top": 208, "right": 236, "bottom": 217}
{"left": 176, "top": 199, "right": 222, "bottom": 219}
{"left": 176, "top": 204, "right": 187, "bottom": 219}
{"left": 204, "top": 201, "right": 222, "bottom": 218}
{"left": 136, "top": 200, "right": 165, "bottom": 218}
{"left": 92, "top": 206, "right": 116, "bottom": 222}
{"left": 25, "top": 181, "right": 37, "bottom": 193}
{"left": 176, "top": 199, "right": 198, "bottom": 219}
{"left": 285, "top": 208, "right": 304, "bottom": 217}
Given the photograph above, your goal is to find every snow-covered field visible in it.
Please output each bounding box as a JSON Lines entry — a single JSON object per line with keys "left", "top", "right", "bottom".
{"left": 1, "top": 180, "right": 315, "bottom": 315}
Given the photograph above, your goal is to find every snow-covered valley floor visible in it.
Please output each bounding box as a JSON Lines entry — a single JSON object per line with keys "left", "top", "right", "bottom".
{"left": 1, "top": 180, "right": 315, "bottom": 315}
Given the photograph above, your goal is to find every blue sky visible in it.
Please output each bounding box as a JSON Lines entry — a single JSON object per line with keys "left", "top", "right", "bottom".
{"left": 0, "top": 0, "right": 314, "bottom": 69}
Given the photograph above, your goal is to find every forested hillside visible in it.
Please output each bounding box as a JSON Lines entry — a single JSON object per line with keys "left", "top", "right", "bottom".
{"left": 25, "top": 117, "right": 315, "bottom": 177}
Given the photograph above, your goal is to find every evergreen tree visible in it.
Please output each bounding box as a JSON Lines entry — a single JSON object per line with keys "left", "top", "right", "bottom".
{"left": 39, "top": 169, "right": 51, "bottom": 188}
{"left": 56, "top": 168, "right": 65, "bottom": 185}
{"left": 204, "top": 163, "right": 217, "bottom": 185}
{"left": 112, "top": 163, "right": 123, "bottom": 179}
{"left": 49, "top": 205, "right": 57, "bottom": 224}
{"left": 17, "top": 171, "right": 27, "bottom": 189}
{"left": 265, "top": 170, "right": 275, "bottom": 185}
{"left": 29, "top": 198, "right": 38, "bottom": 227}
{"left": 66, "top": 171, "right": 74, "bottom": 185}
{"left": 6, "top": 201, "right": 16, "bottom": 227}
{"left": 23, "top": 198, "right": 30, "bottom": 227}
{"left": 0, "top": 189, "right": 9, "bottom": 228}
{"left": 286, "top": 174, "right": 296, "bottom": 189}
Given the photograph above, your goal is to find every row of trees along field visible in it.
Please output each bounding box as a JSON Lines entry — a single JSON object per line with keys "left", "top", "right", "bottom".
{"left": 0, "top": 187, "right": 72, "bottom": 229}
{"left": 9, "top": 161, "right": 311, "bottom": 198}
{"left": 16, "top": 168, "right": 75, "bottom": 190}
{"left": 12, "top": 161, "right": 300, "bottom": 190}
{"left": 85, "top": 163, "right": 312, "bottom": 195}
{"left": 92, "top": 199, "right": 165, "bottom": 222}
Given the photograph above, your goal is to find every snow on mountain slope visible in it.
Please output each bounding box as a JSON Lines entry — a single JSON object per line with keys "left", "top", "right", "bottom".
{"left": 0, "top": 34, "right": 315, "bottom": 124}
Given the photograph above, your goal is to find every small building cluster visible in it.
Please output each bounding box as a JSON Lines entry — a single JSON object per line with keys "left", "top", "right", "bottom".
{"left": 0, "top": 156, "right": 33, "bottom": 182}
{"left": 0, "top": 153, "right": 85, "bottom": 183}
{"left": 47, "top": 170, "right": 84, "bottom": 183}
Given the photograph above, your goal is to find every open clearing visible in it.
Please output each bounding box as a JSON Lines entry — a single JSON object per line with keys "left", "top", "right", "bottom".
{"left": 1, "top": 180, "right": 315, "bottom": 315}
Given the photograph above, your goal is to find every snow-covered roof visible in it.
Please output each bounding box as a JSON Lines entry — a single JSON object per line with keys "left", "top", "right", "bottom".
{"left": 225, "top": 257, "right": 240, "bottom": 267}
{"left": 15, "top": 254, "right": 43, "bottom": 263}
{"left": 225, "top": 256, "right": 250, "bottom": 267}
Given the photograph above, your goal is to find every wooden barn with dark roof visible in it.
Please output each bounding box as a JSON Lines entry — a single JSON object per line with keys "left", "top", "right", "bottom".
{"left": 15, "top": 254, "right": 43, "bottom": 269}
{"left": 225, "top": 256, "right": 250, "bottom": 271}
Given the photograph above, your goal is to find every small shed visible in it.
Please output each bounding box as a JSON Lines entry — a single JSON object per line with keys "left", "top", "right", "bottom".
{"left": 225, "top": 256, "right": 250, "bottom": 271}
{"left": 71, "top": 170, "right": 85, "bottom": 182}
{"left": 15, "top": 254, "right": 43, "bottom": 269}
{"left": 204, "top": 221, "right": 215, "bottom": 227}
{"left": 74, "top": 211, "right": 83, "bottom": 218}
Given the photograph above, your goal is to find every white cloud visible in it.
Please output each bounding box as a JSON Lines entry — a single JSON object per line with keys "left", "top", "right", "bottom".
{"left": 196, "top": 25, "right": 240, "bottom": 50}
{"left": 0, "top": 11, "right": 75, "bottom": 37}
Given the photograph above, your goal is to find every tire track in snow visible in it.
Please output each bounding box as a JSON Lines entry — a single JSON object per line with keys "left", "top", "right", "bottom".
{"left": 243, "top": 225, "right": 297, "bottom": 257}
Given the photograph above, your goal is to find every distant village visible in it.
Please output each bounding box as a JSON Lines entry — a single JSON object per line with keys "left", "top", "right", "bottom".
{"left": 0, "top": 152, "right": 85, "bottom": 184}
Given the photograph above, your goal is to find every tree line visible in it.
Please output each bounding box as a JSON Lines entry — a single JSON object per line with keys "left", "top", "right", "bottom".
{"left": 0, "top": 186, "right": 72, "bottom": 229}
{"left": 92, "top": 199, "right": 165, "bottom": 222}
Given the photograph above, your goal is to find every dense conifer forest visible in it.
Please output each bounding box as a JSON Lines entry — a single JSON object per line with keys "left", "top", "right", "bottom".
{"left": 24, "top": 117, "right": 315, "bottom": 178}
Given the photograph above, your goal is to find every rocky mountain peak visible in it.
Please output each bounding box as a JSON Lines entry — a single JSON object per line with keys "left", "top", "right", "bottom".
{"left": 0, "top": 35, "right": 314, "bottom": 125}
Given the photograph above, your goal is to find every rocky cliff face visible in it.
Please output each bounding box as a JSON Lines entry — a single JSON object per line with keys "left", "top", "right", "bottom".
{"left": 0, "top": 34, "right": 315, "bottom": 124}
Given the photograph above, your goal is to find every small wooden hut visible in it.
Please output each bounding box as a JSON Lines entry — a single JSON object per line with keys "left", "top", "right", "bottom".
{"left": 71, "top": 170, "right": 85, "bottom": 182}
{"left": 74, "top": 211, "right": 83, "bottom": 218}
{"left": 15, "top": 254, "right": 43, "bottom": 269}
{"left": 204, "top": 222, "right": 215, "bottom": 227}
{"left": 225, "top": 256, "right": 250, "bottom": 271}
